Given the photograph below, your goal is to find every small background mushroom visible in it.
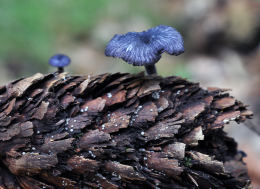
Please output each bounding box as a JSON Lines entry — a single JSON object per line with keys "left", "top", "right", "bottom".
{"left": 49, "top": 54, "right": 71, "bottom": 73}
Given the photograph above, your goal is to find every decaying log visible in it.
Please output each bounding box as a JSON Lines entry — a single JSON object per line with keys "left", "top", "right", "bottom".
{"left": 0, "top": 72, "right": 253, "bottom": 188}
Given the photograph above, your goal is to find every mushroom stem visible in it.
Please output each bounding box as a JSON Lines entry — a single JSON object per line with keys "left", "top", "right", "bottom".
{"left": 145, "top": 64, "right": 157, "bottom": 75}
{"left": 58, "top": 67, "right": 64, "bottom": 73}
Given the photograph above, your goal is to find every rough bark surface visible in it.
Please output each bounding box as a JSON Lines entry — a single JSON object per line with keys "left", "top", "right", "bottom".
{"left": 0, "top": 72, "right": 253, "bottom": 189}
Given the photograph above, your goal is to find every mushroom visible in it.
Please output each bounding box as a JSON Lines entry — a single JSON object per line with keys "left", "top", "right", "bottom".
{"left": 105, "top": 25, "right": 184, "bottom": 75}
{"left": 49, "top": 54, "right": 71, "bottom": 73}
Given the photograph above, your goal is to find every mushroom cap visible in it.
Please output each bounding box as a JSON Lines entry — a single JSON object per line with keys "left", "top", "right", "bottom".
{"left": 49, "top": 54, "right": 71, "bottom": 67}
{"left": 105, "top": 25, "right": 184, "bottom": 66}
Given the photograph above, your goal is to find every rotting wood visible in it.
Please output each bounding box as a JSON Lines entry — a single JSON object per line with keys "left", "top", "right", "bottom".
{"left": 0, "top": 72, "right": 253, "bottom": 189}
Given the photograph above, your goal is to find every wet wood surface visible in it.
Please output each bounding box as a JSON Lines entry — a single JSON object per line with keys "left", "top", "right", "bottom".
{"left": 0, "top": 72, "right": 253, "bottom": 188}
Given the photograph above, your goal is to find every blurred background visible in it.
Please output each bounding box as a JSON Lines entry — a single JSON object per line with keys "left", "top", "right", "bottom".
{"left": 0, "top": 0, "right": 259, "bottom": 187}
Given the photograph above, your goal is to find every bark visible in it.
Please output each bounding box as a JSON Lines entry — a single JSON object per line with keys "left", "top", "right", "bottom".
{"left": 0, "top": 72, "right": 253, "bottom": 189}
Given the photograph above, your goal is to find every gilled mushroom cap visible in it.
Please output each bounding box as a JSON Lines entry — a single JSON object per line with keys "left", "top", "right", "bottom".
{"left": 49, "top": 54, "right": 71, "bottom": 67}
{"left": 105, "top": 25, "right": 184, "bottom": 66}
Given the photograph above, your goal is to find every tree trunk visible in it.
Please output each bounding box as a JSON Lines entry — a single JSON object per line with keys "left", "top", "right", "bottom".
{"left": 0, "top": 72, "right": 253, "bottom": 189}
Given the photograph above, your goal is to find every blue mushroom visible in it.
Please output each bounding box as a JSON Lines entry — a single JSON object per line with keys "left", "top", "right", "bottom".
{"left": 49, "top": 54, "right": 71, "bottom": 73}
{"left": 105, "top": 25, "right": 184, "bottom": 75}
